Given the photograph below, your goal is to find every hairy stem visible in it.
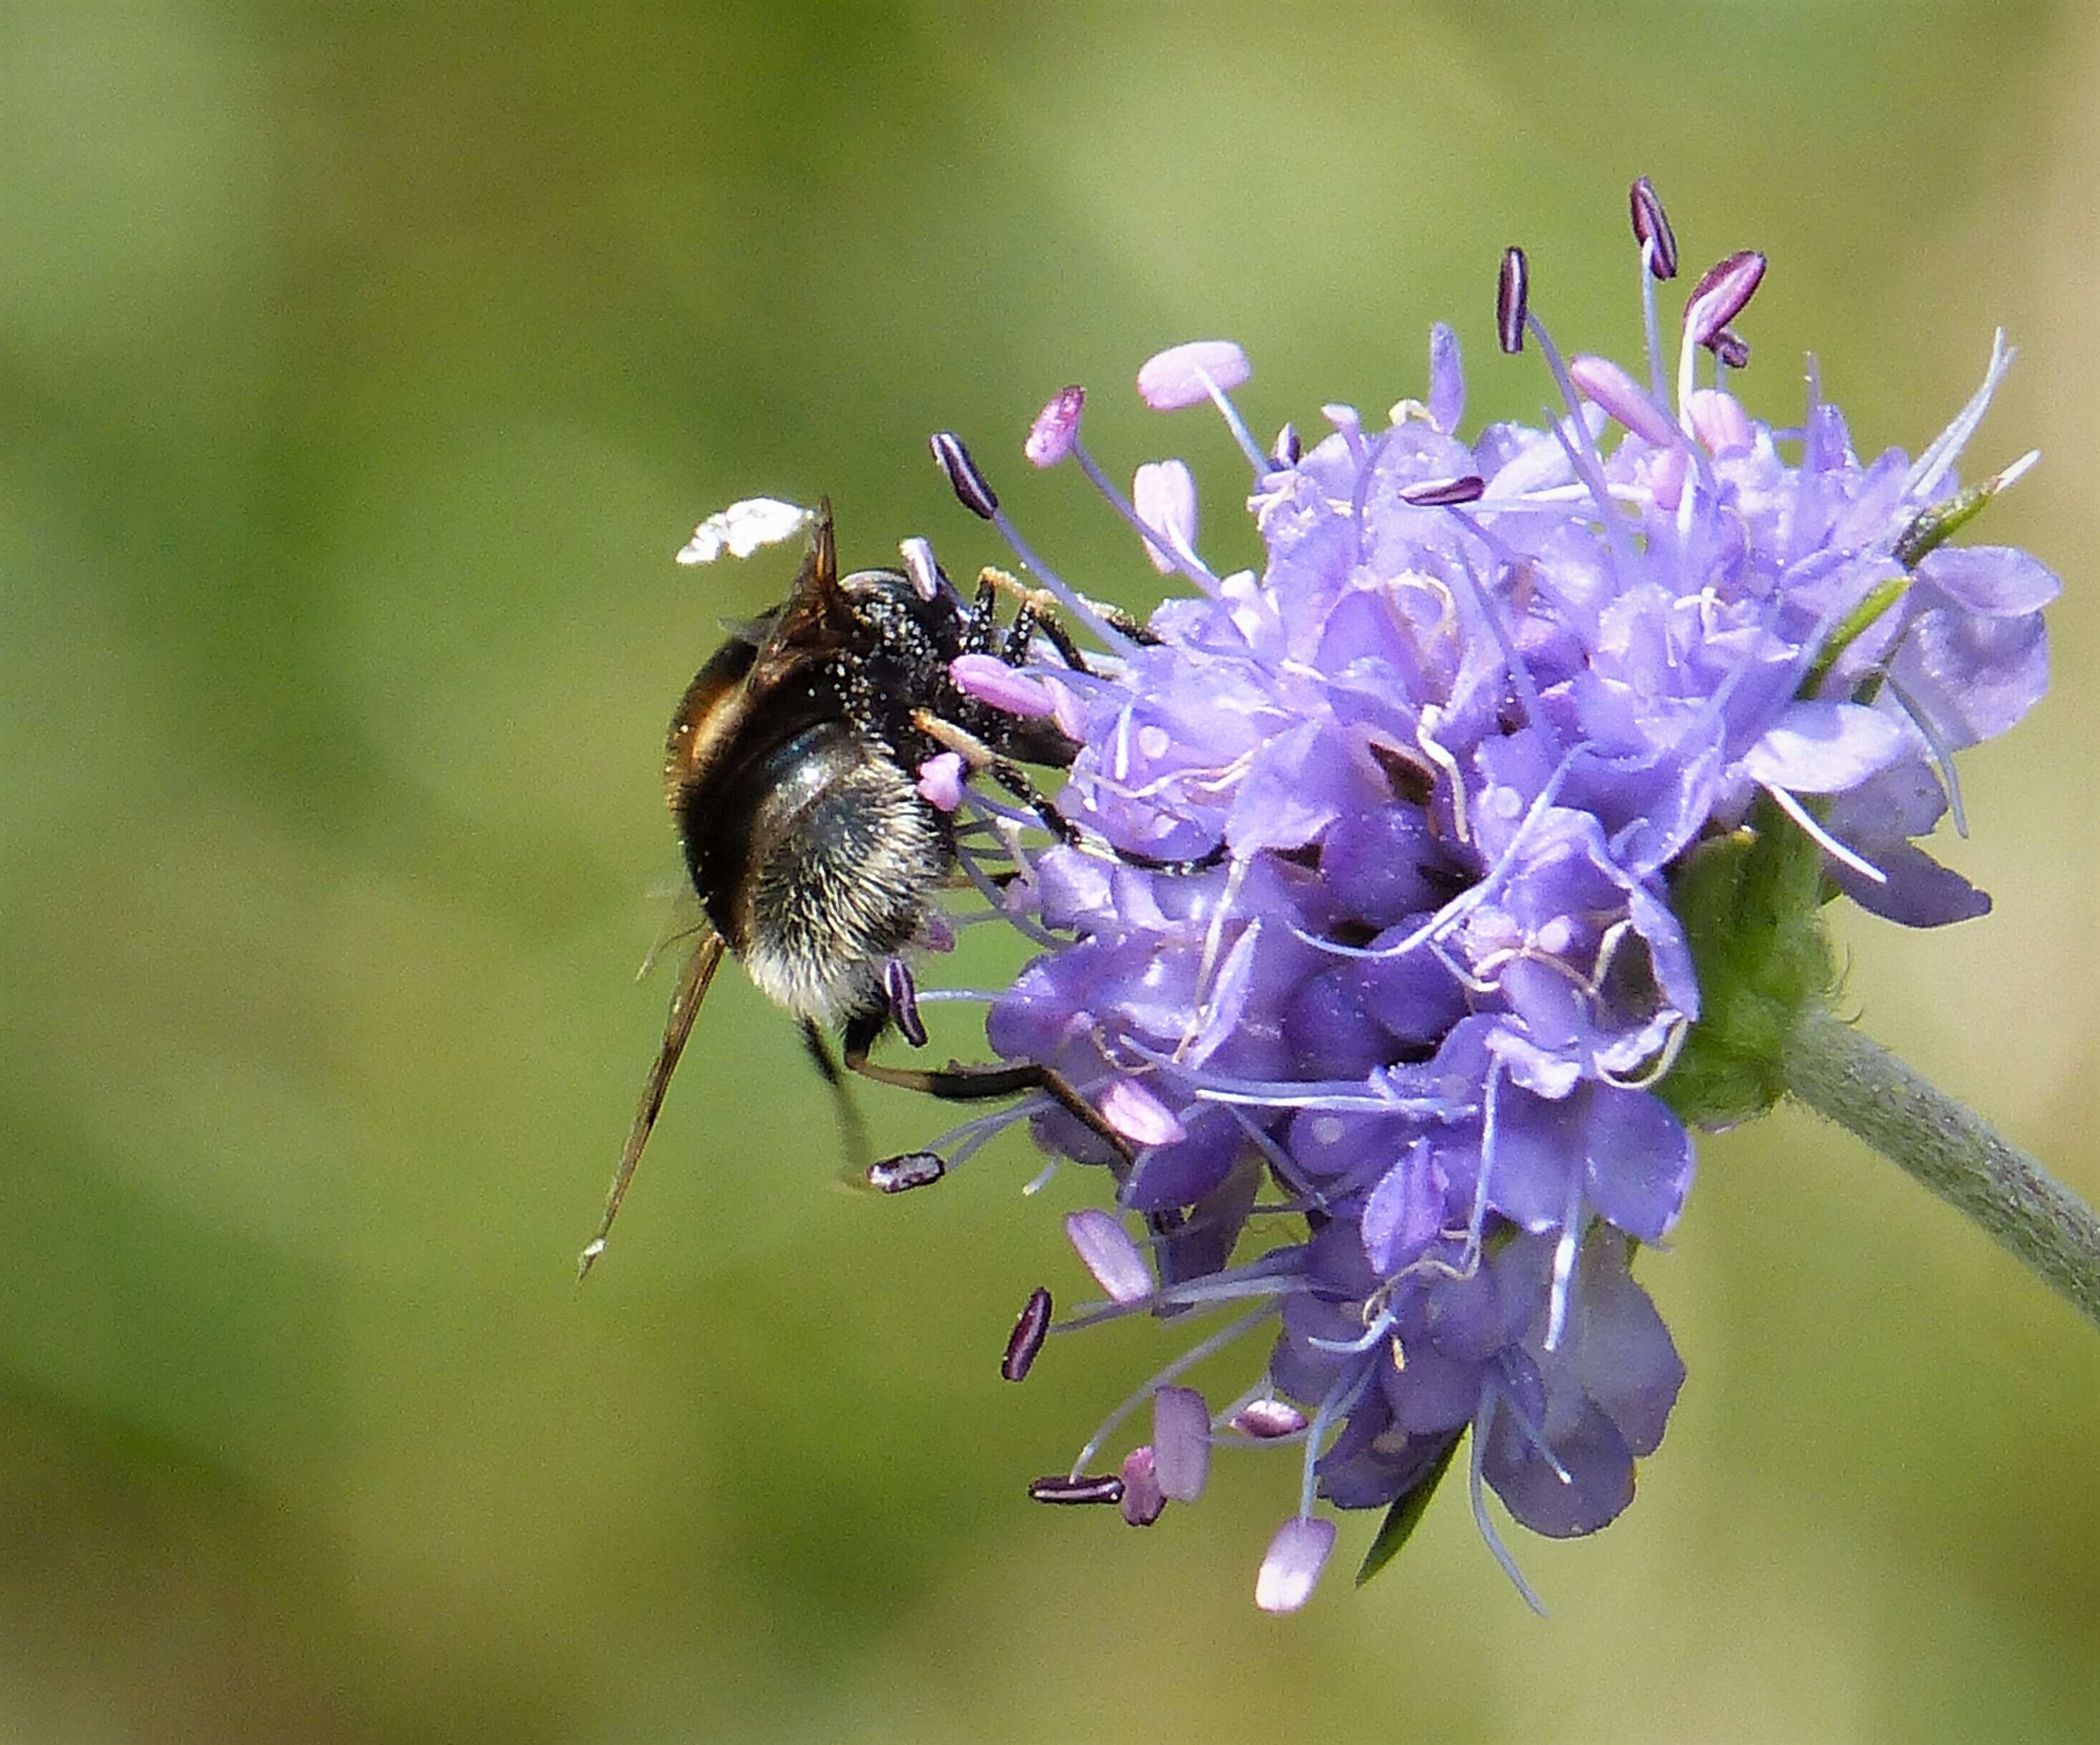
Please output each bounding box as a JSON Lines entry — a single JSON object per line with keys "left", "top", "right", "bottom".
{"left": 1783, "top": 1003, "right": 2100, "bottom": 1331}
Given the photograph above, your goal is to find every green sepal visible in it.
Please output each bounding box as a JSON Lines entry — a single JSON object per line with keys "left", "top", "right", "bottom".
{"left": 1801, "top": 472, "right": 2010, "bottom": 700}
{"left": 1801, "top": 573, "right": 1908, "bottom": 699}
{"left": 1657, "top": 798, "right": 1836, "bottom": 1129}
{"left": 1356, "top": 1430, "right": 1464, "bottom": 1589}
{"left": 1893, "top": 476, "right": 2001, "bottom": 568}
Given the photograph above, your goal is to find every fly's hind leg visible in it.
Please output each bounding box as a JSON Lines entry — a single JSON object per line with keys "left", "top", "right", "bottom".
{"left": 840, "top": 1009, "right": 1133, "bottom": 1177}
{"left": 802, "top": 1018, "right": 873, "bottom": 1177}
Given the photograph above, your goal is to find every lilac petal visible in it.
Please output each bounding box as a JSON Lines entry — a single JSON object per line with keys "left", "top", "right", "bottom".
{"left": 1065, "top": 1209, "right": 1154, "bottom": 1304}
{"left": 1568, "top": 353, "right": 1679, "bottom": 450}
{"left": 1740, "top": 700, "right": 1909, "bottom": 794}
{"left": 1156, "top": 1154, "right": 1263, "bottom": 1291}
{"left": 1227, "top": 721, "right": 1383, "bottom": 854}
{"left": 1427, "top": 321, "right": 1465, "bottom": 434}
{"left": 1581, "top": 1088, "right": 1693, "bottom": 1244}
{"left": 1152, "top": 1385, "right": 1212, "bottom": 1501}
{"left": 1027, "top": 385, "right": 1085, "bottom": 467}
{"left": 1119, "top": 1445, "right": 1166, "bottom": 1526}
{"left": 1494, "top": 1084, "right": 1691, "bottom": 1243}
{"left": 1823, "top": 757, "right": 1947, "bottom": 841}
{"left": 1827, "top": 840, "right": 1992, "bottom": 927}
{"left": 1138, "top": 340, "right": 1251, "bottom": 411}
{"left": 1573, "top": 1243, "right": 1684, "bottom": 1455}
{"left": 1255, "top": 1516, "right": 1336, "bottom": 1613}
{"left": 1888, "top": 606, "right": 2048, "bottom": 748}
{"left": 1124, "top": 1106, "right": 1242, "bottom": 1210}
{"left": 915, "top": 750, "right": 965, "bottom": 811}
{"left": 1385, "top": 1341, "right": 1482, "bottom": 1435}
{"left": 1484, "top": 1397, "right": 1635, "bottom": 1538}
{"left": 1133, "top": 459, "right": 1199, "bottom": 575}
{"left": 1361, "top": 1139, "right": 1448, "bottom": 1276}
{"left": 1912, "top": 545, "right": 2059, "bottom": 616}
{"left": 950, "top": 652, "right": 1056, "bottom": 719}
{"left": 1098, "top": 1076, "right": 1187, "bottom": 1147}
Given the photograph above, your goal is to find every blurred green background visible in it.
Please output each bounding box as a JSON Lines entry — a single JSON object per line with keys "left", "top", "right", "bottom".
{"left": 5, "top": 3, "right": 2097, "bottom": 1740}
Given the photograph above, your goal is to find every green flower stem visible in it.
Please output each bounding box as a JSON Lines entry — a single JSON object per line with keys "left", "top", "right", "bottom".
{"left": 1783, "top": 1002, "right": 2100, "bottom": 1331}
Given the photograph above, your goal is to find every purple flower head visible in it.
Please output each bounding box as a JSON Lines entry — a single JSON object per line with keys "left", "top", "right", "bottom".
{"left": 896, "top": 183, "right": 2051, "bottom": 1611}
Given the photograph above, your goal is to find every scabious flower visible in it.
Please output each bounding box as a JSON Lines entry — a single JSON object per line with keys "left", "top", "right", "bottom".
{"left": 907, "top": 181, "right": 2055, "bottom": 1612}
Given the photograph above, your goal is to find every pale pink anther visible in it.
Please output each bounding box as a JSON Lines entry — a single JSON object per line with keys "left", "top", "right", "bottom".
{"left": 1064, "top": 1208, "right": 1154, "bottom": 1304}
{"left": 1138, "top": 340, "right": 1250, "bottom": 411}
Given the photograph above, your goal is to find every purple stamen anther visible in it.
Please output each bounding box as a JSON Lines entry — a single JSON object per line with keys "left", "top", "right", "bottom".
{"left": 1131, "top": 459, "right": 1199, "bottom": 576}
{"left": 1567, "top": 353, "right": 1681, "bottom": 450}
{"left": 1497, "top": 247, "right": 1529, "bottom": 353}
{"left": 1098, "top": 1077, "right": 1187, "bottom": 1147}
{"left": 883, "top": 958, "right": 927, "bottom": 1047}
{"left": 1399, "top": 474, "right": 1487, "bottom": 507}
{"left": 916, "top": 750, "right": 965, "bottom": 813}
{"left": 1002, "top": 1285, "right": 1053, "bottom": 1381}
{"left": 1684, "top": 250, "right": 1767, "bottom": 348}
{"left": 1118, "top": 1445, "right": 1166, "bottom": 1526}
{"left": 898, "top": 535, "right": 941, "bottom": 602}
{"left": 1270, "top": 423, "right": 1301, "bottom": 467}
{"left": 1151, "top": 1385, "right": 1212, "bottom": 1502}
{"left": 1629, "top": 176, "right": 1678, "bottom": 280}
{"left": 929, "top": 430, "right": 999, "bottom": 519}
{"left": 1028, "top": 1473, "right": 1126, "bottom": 1506}
{"left": 1138, "top": 340, "right": 1252, "bottom": 411}
{"left": 951, "top": 651, "right": 1057, "bottom": 719}
{"left": 1065, "top": 1208, "right": 1155, "bottom": 1304}
{"left": 1712, "top": 328, "right": 1751, "bottom": 370}
{"left": 1229, "top": 1399, "right": 1309, "bottom": 1440}
{"left": 867, "top": 1151, "right": 946, "bottom": 1193}
{"left": 1255, "top": 1516, "right": 1337, "bottom": 1614}
{"left": 1026, "top": 386, "right": 1085, "bottom": 468}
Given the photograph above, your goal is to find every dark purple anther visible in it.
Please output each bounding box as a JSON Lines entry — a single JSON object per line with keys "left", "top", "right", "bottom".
{"left": 1497, "top": 247, "right": 1529, "bottom": 353}
{"left": 867, "top": 1150, "right": 946, "bottom": 1192}
{"left": 1399, "top": 474, "right": 1486, "bottom": 507}
{"left": 1270, "top": 422, "right": 1301, "bottom": 467}
{"left": 1629, "top": 176, "right": 1678, "bottom": 280}
{"left": 1001, "top": 1285, "right": 1053, "bottom": 1382}
{"left": 883, "top": 957, "right": 926, "bottom": 1046}
{"left": 929, "top": 431, "right": 999, "bottom": 520}
{"left": 1684, "top": 250, "right": 1767, "bottom": 348}
{"left": 1027, "top": 1473, "right": 1125, "bottom": 1506}
{"left": 1712, "top": 328, "right": 1751, "bottom": 370}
